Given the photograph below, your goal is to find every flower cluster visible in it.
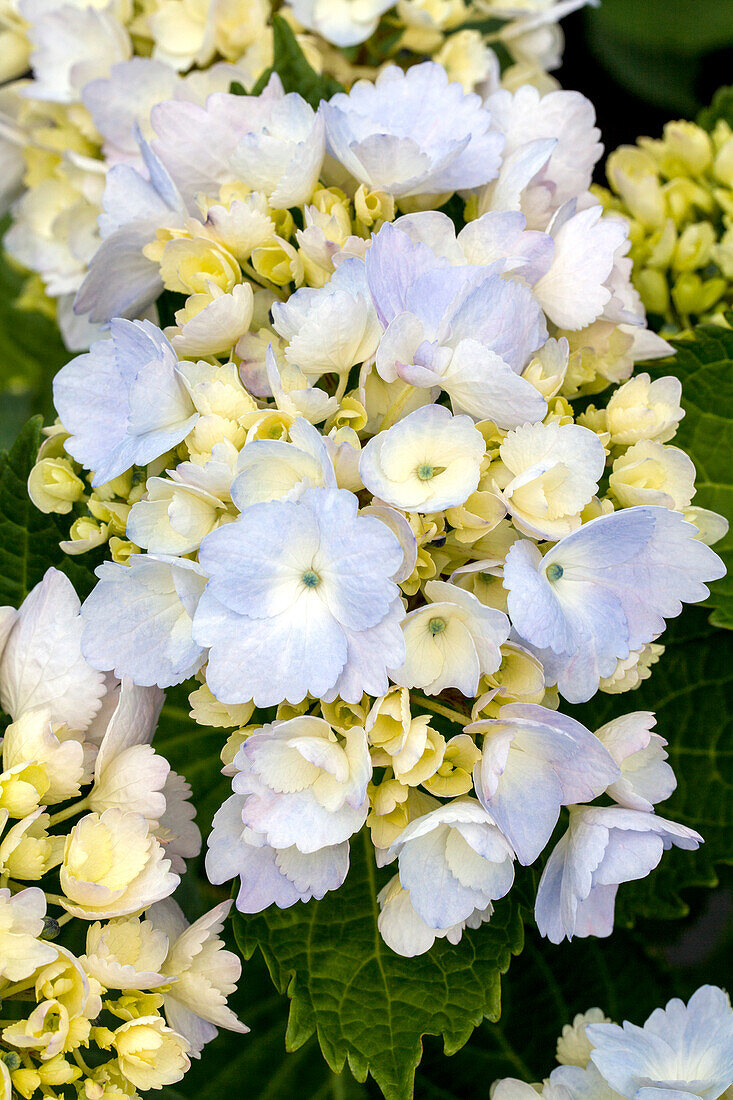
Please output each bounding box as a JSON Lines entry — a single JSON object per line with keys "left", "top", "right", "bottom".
{"left": 0, "top": 0, "right": 587, "bottom": 352}
{"left": 597, "top": 116, "right": 733, "bottom": 333}
{"left": 30, "top": 61, "right": 727, "bottom": 957}
{"left": 492, "top": 984, "right": 733, "bottom": 1100}
{"left": 0, "top": 569, "right": 246, "bottom": 1098}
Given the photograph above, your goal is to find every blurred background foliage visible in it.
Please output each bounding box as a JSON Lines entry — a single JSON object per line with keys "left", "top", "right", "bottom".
{"left": 0, "top": 5, "right": 732, "bottom": 1094}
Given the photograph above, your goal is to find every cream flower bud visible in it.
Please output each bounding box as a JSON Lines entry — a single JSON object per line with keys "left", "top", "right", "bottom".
{"left": 497, "top": 422, "right": 606, "bottom": 541}
{"left": 60, "top": 809, "right": 179, "bottom": 920}
{"left": 60, "top": 518, "right": 109, "bottom": 556}
{"left": 189, "top": 683, "right": 254, "bottom": 729}
{"left": 167, "top": 283, "right": 255, "bottom": 359}
{"left": 177, "top": 361, "right": 257, "bottom": 422}
{"left": 606, "top": 373, "right": 684, "bottom": 445}
{"left": 27, "top": 458, "right": 85, "bottom": 515}
{"left": 81, "top": 917, "right": 169, "bottom": 991}
{"left": 598, "top": 643, "right": 664, "bottom": 694}
{"left": 556, "top": 1007, "right": 609, "bottom": 1066}
{"left": 2, "top": 709, "right": 86, "bottom": 805}
{"left": 609, "top": 441, "right": 696, "bottom": 511}
{"left": 35, "top": 944, "right": 102, "bottom": 1020}
{"left": 683, "top": 506, "right": 729, "bottom": 546}
{"left": 0, "top": 809, "right": 64, "bottom": 881}
{"left": 0, "top": 886, "right": 57, "bottom": 982}
{"left": 113, "top": 1015, "right": 189, "bottom": 1090}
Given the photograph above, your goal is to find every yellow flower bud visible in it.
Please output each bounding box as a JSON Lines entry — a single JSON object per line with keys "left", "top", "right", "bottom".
{"left": 0, "top": 810, "right": 63, "bottom": 880}
{"left": 319, "top": 696, "right": 368, "bottom": 730}
{"left": 93, "top": 471, "right": 134, "bottom": 502}
{"left": 325, "top": 395, "right": 368, "bottom": 434}
{"left": 269, "top": 207, "right": 295, "bottom": 240}
{"left": 108, "top": 538, "right": 139, "bottom": 566}
{"left": 37, "top": 1054, "right": 81, "bottom": 1086}
{"left": 422, "top": 733, "right": 480, "bottom": 796}
{"left": 11, "top": 1068, "right": 41, "bottom": 1099}
{"left": 354, "top": 185, "right": 395, "bottom": 230}
{"left": 0, "top": 763, "right": 49, "bottom": 818}
{"left": 88, "top": 497, "right": 130, "bottom": 535}
{"left": 251, "top": 236, "right": 304, "bottom": 286}
{"left": 158, "top": 237, "right": 240, "bottom": 296}
{"left": 63, "top": 517, "right": 109, "bottom": 555}
{"left": 27, "top": 457, "right": 84, "bottom": 514}
{"left": 189, "top": 683, "right": 255, "bottom": 729}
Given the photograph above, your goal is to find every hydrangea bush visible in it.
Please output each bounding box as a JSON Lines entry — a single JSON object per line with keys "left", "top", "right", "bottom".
{"left": 0, "top": 11, "right": 731, "bottom": 1100}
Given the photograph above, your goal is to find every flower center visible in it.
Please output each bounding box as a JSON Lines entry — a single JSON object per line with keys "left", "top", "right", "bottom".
{"left": 416, "top": 463, "right": 435, "bottom": 481}
{"left": 429, "top": 617, "right": 446, "bottom": 635}
{"left": 546, "top": 563, "right": 564, "bottom": 581}
{"left": 302, "top": 569, "right": 321, "bottom": 588}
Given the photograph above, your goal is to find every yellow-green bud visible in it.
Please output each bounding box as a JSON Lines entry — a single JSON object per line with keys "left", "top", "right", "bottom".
{"left": 662, "top": 177, "right": 714, "bottom": 225}
{"left": 27, "top": 457, "right": 84, "bottom": 514}
{"left": 634, "top": 268, "right": 670, "bottom": 315}
{"left": 672, "top": 221, "right": 715, "bottom": 272}
{"left": 270, "top": 207, "right": 295, "bottom": 240}
{"left": 606, "top": 145, "right": 666, "bottom": 228}
{"left": 714, "top": 135, "right": 733, "bottom": 187}
{"left": 643, "top": 219, "right": 677, "bottom": 269}
{"left": 671, "top": 272, "right": 726, "bottom": 316}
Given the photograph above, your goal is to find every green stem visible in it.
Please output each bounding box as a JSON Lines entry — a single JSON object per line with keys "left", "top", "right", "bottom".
{"left": 412, "top": 694, "right": 470, "bottom": 728}
{"left": 48, "top": 796, "right": 88, "bottom": 827}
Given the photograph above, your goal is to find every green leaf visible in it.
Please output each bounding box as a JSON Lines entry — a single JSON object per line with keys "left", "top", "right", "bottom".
{"left": 0, "top": 417, "right": 99, "bottom": 608}
{"left": 584, "top": 1, "right": 733, "bottom": 114}
{"left": 233, "top": 830, "right": 523, "bottom": 1100}
{"left": 658, "top": 324, "right": 733, "bottom": 629}
{"left": 0, "top": 226, "right": 73, "bottom": 450}
{"left": 586, "top": 0, "right": 733, "bottom": 54}
{"left": 697, "top": 85, "right": 733, "bottom": 130}
{"left": 568, "top": 608, "right": 733, "bottom": 922}
{"left": 255, "top": 15, "right": 345, "bottom": 109}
